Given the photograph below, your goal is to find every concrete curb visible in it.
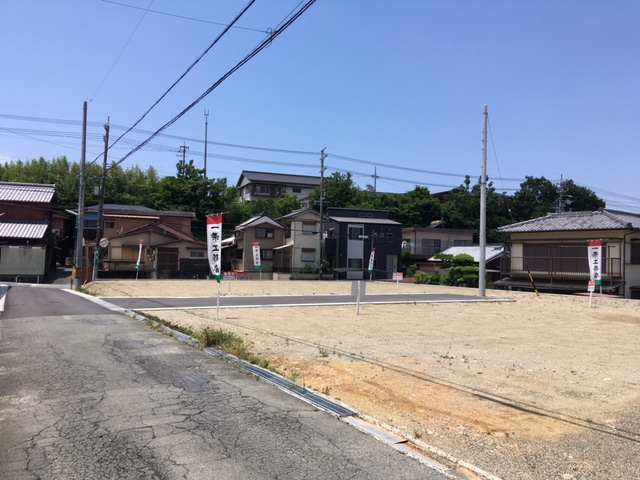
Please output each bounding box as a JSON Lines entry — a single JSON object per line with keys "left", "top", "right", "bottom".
{"left": 0, "top": 284, "right": 9, "bottom": 315}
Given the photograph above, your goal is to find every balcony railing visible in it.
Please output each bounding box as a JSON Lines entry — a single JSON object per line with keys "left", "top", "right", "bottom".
{"left": 500, "top": 255, "right": 622, "bottom": 283}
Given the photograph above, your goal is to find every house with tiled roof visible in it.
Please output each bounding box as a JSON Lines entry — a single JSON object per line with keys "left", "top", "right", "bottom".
{"left": 236, "top": 171, "right": 320, "bottom": 204}
{"left": 79, "top": 204, "right": 202, "bottom": 279}
{"left": 496, "top": 209, "right": 640, "bottom": 298}
{"left": 223, "top": 212, "right": 286, "bottom": 276}
{"left": 0, "top": 182, "right": 66, "bottom": 281}
{"left": 272, "top": 207, "right": 326, "bottom": 277}
{"left": 104, "top": 220, "right": 208, "bottom": 279}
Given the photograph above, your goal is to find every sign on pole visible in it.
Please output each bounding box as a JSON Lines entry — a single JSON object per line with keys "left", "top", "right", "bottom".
{"left": 587, "top": 240, "right": 603, "bottom": 286}
{"left": 207, "top": 214, "right": 223, "bottom": 320}
{"left": 207, "top": 214, "right": 223, "bottom": 283}
{"left": 252, "top": 243, "right": 262, "bottom": 270}
{"left": 135, "top": 240, "right": 144, "bottom": 279}
{"left": 367, "top": 247, "right": 376, "bottom": 280}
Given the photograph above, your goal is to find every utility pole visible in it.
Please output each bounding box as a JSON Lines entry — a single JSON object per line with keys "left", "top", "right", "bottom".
{"left": 203, "top": 109, "right": 209, "bottom": 179}
{"left": 478, "top": 105, "right": 488, "bottom": 297}
{"left": 178, "top": 143, "right": 188, "bottom": 174}
{"left": 318, "top": 148, "right": 327, "bottom": 280}
{"left": 92, "top": 121, "right": 109, "bottom": 281}
{"left": 373, "top": 166, "right": 377, "bottom": 192}
{"left": 73, "top": 101, "right": 88, "bottom": 290}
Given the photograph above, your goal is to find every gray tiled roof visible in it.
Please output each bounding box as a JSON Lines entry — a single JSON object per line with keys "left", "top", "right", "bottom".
{"left": 498, "top": 210, "right": 640, "bottom": 233}
{"left": 326, "top": 216, "right": 401, "bottom": 226}
{"left": 84, "top": 204, "right": 195, "bottom": 218}
{"left": 0, "top": 182, "right": 56, "bottom": 203}
{"left": 236, "top": 213, "right": 284, "bottom": 230}
{"left": 237, "top": 171, "right": 321, "bottom": 187}
{"left": 428, "top": 244, "right": 505, "bottom": 263}
{"left": 0, "top": 220, "right": 48, "bottom": 239}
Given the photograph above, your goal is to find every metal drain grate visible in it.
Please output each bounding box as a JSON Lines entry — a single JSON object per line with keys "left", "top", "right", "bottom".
{"left": 242, "top": 364, "right": 357, "bottom": 418}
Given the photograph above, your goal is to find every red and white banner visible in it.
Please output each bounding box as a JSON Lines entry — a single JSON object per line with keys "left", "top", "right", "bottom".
{"left": 207, "top": 214, "right": 223, "bottom": 283}
{"left": 252, "top": 242, "right": 262, "bottom": 270}
{"left": 587, "top": 240, "right": 603, "bottom": 286}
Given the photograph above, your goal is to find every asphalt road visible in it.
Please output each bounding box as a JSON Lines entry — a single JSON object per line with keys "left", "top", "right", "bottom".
{"left": 0, "top": 285, "right": 452, "bottom": 480}
{"left": 104, "top": 292, "right": 509, "bottom": 311}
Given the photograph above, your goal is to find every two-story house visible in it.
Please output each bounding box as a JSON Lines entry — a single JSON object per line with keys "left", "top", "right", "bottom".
{"left": 496, "top": 209, "right": 640, "bottom": 298}
{"left": 236, "top": 171, "right": 320, "bottom": 204}
{"left": 273, "top": 207, "right": 325, "bottom": 276}
{"left": 81, "top": 204, "right": 206, "bottom": 279}
{"left": 0, "top": 182, "right": 64, "bottom": 282}
{"left": 228, "top": 212, "right": 286, "bottom": 276}
{"left": 324, "top": 208, "right": 402, "bottom": 280}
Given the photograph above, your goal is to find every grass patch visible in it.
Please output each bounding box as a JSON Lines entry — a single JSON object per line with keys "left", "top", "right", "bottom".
{"left": 138, "top": 315, "right": 277, "bottom": 375}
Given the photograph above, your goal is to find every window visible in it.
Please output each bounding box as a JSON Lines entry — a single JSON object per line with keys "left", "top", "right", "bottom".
{"left": 421, "top": 238, "right": 441, "bottom": 255}
{"left": 348, "top": 225, "right": 364, "bottom": 240}
{"left": 190, "top": 250, "right": 206, "bottom": 258}
{"left": 255, "top": 185, "right": 270, "bottom": 195}
{"left": 84, "top": 219, "right": 97, "bottom": 228}
{"left": 261, "top": 249, "right": 274, "bottom": 260}
{"left": 387, "top": 233, "right": 394, "bottom": 243}
{"left": 292, "top": 187, "right": 302, "bottom": 193}
{"left": 256, "top": 228, "right": 274, "bottom": 239}
{"left": 302, "top": 222, "right": 316, "bottom": 235}
{"left": 301, "top": 248, "right": 316, "bottom": 263}
{"left": 631, "top": 241, "right": 640, "bottom": 265}
{"left": 454, "top": 239, "right": 468, "bottom": 246}
{"left": 348, "top": 258, "right": 363, "bottom": 269}
{"left": 105, "top": 221, "right": 116, "bottom": 229}
{"left": 523, "top": 243, "right": 599, "bottom": 273}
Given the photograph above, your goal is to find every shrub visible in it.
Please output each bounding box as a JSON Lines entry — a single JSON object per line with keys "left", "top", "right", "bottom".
{"left": 414, "top": 272, "right": 440, "bottom": 285}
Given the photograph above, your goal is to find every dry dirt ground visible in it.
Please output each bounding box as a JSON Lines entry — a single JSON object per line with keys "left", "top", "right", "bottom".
{"left": 85, "top": 280, "right": 640, "bottom": 480}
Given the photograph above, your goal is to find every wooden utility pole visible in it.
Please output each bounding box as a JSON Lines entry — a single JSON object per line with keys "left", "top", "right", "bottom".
{"left": 92, "top": 121, "right": 110, "bottom": 281}
{"left": 479, "top": 105, "right": 488, "bottom": 297}
{"left": 73, "top": 101, "right": 88, "bottom": 290}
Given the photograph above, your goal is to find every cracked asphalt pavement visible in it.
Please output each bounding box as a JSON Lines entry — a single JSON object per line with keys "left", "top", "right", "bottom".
{"left": 0, "top": 286, "right": 449, "bottom": 479}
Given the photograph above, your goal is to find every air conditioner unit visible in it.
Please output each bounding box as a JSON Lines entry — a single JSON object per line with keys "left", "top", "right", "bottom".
{"left": 52, "top": 229, "right": 61, "bottom": 235}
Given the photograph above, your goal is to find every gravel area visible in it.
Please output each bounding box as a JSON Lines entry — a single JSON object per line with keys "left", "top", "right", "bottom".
{"left": 85, "top": 279, "right": 640, "bottom": 480}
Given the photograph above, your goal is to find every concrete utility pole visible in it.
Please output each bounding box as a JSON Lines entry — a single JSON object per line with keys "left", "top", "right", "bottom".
{"left": 178, "top": 143, "right": 188, "bottom": 173}
{"left": 73, "top": 101, "right": 88, "bottom": 290}
{"left": 478, "top": 105, "right": 488, "bottom": 297}
{"left": 204, "top": 109, "right": 209, "bottom": 179}
{"left": 318, "top": 148, "right": 327, "bottom": 280}
{"left": 92, "top": 121, "right": 110, "bottom": 282}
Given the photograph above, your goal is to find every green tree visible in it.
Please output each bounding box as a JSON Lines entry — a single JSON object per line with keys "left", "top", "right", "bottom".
{"left": 310, "top": 172, "right": 364, "bottom": 209}
{"left": 155, "top": 160, "right": 231, "bottom": 240}
{"left": 439, "top": 253, "right": 479, "bottom": 287}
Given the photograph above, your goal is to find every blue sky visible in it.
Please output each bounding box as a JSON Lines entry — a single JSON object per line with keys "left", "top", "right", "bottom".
{"left": 1, "top": 1, "right": 639, "bottom": 213}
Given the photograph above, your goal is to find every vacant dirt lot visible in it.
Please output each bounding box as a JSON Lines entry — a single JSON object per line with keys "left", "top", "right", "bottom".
{"left": 85, "top": 280, "right": 640, "bottom": 480}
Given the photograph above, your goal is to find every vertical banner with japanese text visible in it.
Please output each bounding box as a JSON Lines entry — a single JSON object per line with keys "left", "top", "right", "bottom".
{"left": 588, "top": 240, "right": 603, "bottom": 286}
{"left": 368, "top": 248, "right": 376, "bottom": 274}
{"left": 252, "top": 243, "right": 262, "bottom": 270}
{"left": 207, "top": 214, "right": 223, "bottom": 283}
{"left": 135, "top": 240, "right": 144, "bottom": 270}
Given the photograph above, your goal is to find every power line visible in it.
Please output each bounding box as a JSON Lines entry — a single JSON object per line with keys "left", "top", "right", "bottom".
{"left": 113, "top": 0, "right": 319, "bottom": 168}
{"left": 91, "top": 0, "right": 154, "bottom": 101}
{"left": 102, "top": 0, "right": 270, "bottom": 33}
{"left": 109, "top": 0, "right": 258, "bottom": 155}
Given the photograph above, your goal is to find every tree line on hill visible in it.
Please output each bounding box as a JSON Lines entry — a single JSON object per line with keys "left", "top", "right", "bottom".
{"left": 0, "top": 156, "right": 605, "bottom": 241}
